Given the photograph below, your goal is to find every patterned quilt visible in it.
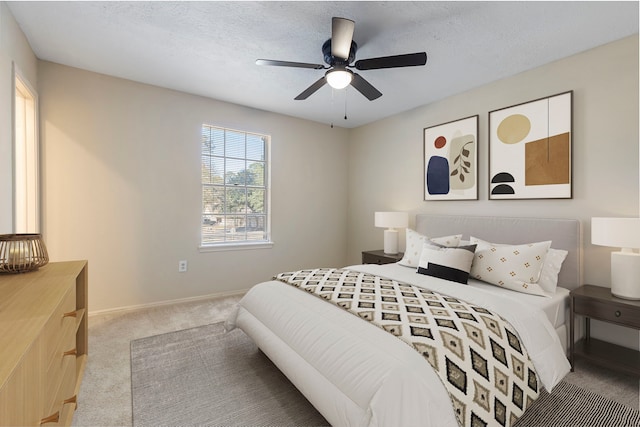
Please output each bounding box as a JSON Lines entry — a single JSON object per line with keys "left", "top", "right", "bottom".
{"left": 274, "top": 268, "right": 540, "bottom": 427}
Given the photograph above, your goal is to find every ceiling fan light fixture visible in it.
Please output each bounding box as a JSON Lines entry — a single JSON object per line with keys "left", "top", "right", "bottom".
{"left": 326, "top": 68, "right": 353, "bottom": 89}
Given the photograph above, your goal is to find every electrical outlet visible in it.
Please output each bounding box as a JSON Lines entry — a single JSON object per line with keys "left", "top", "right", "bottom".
{"left": 178, "top": 260, "right": 188, "bottom": 272}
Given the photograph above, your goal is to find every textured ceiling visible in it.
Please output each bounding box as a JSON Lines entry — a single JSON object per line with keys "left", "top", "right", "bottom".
{"left": 7, "top": 1, "right": 639, "bottom": 128}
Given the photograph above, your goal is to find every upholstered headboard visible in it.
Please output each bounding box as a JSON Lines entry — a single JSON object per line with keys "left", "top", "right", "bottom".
{"left": 415, "top": 215, "right": 582, "bottom": 290}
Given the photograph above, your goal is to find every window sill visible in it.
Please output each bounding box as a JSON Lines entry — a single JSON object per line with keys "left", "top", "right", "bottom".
{"left": 199, "top": 241, "right": 274, "bottom": 252}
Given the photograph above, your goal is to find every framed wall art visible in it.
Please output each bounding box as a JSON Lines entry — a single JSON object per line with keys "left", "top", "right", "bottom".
{"left": 424, "top": 115, "right": 478, "bottom": 201}
{"left": 489, "top": 91, "right": 572, "bottom": 199}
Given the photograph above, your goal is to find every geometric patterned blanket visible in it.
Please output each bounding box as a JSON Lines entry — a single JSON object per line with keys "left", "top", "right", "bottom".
{"left": 274, "top": 268, "right": 540, "bottom": 427}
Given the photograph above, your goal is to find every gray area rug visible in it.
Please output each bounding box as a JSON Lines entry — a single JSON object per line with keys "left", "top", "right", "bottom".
{"left": 131, "top": 322, "right": 640, "bottom": 427}
{"left": 130, "top": 322, "right": 329, "bottom": 427}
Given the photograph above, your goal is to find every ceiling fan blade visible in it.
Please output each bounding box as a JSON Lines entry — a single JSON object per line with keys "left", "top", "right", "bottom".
{"left": 331, "top": 17, "right": 355, "bottom": 60}
{"left": 351, "top": 73, "right": 382, "bottom": 101}
{"left": 256, "top": 59, "right": 325, "bottom": 70}
{"left": 294, "top": 76, "right": 327, "bottom": 100}
{"left": 354, "top": 52, "right": 427, "bottom": 70}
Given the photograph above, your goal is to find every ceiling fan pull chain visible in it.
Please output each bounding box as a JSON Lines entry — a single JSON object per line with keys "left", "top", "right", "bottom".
{"left": 344, "top": 89, "right": 348, "bottom": 120}
{"left": 330, "top": 88, "right": 336, "bottom": 127}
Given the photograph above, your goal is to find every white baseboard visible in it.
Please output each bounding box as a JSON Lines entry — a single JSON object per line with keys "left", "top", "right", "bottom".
{"left": 88, "top": 288, "right": 249, "bottom": 318}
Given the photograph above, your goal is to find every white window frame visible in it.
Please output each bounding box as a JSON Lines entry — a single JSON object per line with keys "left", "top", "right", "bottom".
{"left": 13, "top": 64, "right": 40, "bottom": 234}
{"left": 199, "top": 124, "right": 272, "bottom": 251}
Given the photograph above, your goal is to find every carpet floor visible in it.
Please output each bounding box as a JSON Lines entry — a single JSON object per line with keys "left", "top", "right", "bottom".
{"left": 131, "top": 322, "right": 328, "bottom": 426}
{"left": 131, "top": 322, "right": 640, "bottom": 427}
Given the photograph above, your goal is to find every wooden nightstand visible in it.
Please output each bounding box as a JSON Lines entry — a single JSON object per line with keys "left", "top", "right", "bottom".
{"left": 570, "top": 284, "right": 640, "bottom": 376}
{"left": 362, "top": 250, "right": 404, "bottom": 265}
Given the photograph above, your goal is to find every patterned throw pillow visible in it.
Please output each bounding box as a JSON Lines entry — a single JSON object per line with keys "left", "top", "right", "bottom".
{"left": 398, "top": 229, "right": 462, "bottom": 267}
{"left": 416, "top": 241, "right": 477, "bottom": 284}
{"left": 471, "top": 237, "right": 567, "bottom": 293}
{"left": 469, "top": 237, "right": 551, "bottom": 297}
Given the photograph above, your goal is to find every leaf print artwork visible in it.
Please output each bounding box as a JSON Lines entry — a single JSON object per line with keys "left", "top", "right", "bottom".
{"left": 451, "top": 141, "right": 474, "bottom": 183}
{"left": 424, "top": 115, "right": 478, "bottom": 200}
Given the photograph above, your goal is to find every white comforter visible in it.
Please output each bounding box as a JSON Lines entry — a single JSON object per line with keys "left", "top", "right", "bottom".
{"left": 226, "top": 263, "right": 571, "bottom": 427}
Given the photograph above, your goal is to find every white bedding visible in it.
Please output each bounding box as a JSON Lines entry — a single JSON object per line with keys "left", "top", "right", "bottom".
{"left": 226, "top": 263, "right": 571, "bottom": 427}
{"left": 460, "top": 274, "right": 570, "bottom": 329}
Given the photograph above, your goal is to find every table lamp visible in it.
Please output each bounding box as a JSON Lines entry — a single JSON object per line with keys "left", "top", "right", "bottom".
{"left": 374, "top": 212, "right": 408, "bottom": 255}
{"left": 591, "top": 217, "right": 640, "bottom": 300}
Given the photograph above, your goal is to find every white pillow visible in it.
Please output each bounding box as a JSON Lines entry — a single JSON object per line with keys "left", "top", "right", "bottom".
{"left": 397, "top": 229, "right": 462, "bottom": 268}
{"left": 469, "top": 237, "right": 551, "bottom": 297}
{"left": 417, "top": 241, "right": 477, "bottom": 284}
{"left": 538, "top": 248, "right": 568, "bottom": 293}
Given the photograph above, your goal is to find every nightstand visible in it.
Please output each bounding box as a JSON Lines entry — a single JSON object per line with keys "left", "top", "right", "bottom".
{"left": 361, "top": 250, "right": 404, "bottom": 265}
{"left": 570, "top": 284, "right": 640, "bottom": 376}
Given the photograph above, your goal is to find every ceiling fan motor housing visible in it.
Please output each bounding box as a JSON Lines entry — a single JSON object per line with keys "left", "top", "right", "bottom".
{"left": 322, "top": 39, "right": 357, "bottom": 66}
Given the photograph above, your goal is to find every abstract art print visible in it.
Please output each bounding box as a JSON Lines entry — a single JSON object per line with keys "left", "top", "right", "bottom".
{"left": 424, "top": 115, "right": 478, "bottom": 200}
{"left": 489, "top": 91, "right": 572, "bottom": 199}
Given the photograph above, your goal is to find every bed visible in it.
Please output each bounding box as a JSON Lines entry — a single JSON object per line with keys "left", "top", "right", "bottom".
{"left": 225, "top": 215, "right": 580, "bottom": 427}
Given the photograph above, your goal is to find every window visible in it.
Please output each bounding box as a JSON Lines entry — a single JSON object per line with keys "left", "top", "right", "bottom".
{"left": 14, "top": 69, "right": 39, "bottom": 233}
{"left": 201, "top": 125, "right": 270, "bottom": 248}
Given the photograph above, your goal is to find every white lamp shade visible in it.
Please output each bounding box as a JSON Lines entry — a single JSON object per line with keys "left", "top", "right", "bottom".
{"left": 592, "top": 217, "right": 640, "bottom": 250}
{"left": 374, "top": 211, "right": 407, "bottom": 255}
{"left": 374, "top": 212, "right": 408, "bottom": 229}
{"left": 325, "top": 69, "right": 353, "bottom": 89}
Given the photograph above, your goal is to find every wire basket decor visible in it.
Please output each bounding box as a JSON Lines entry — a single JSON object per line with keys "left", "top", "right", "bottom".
{"left": 0, "top": 234, "right": 49, "bottom": 274}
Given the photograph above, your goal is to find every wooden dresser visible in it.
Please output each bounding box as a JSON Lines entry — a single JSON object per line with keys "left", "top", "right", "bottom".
{"left": 0, "top": 261, "right": 88, "bottom": 426}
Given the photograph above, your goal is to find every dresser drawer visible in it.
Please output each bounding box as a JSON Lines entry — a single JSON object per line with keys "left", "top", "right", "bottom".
{"left": 44, "top": 326, "right": 76, "bottom": 415}
{"left": 47, "top": 319, "right": 76, "bottom": 372}
{"left": 574, "top": 297, "right": 640, "bottom": 328}
{"left": 58, "top": 355, "right": 77, "bottom": 408}
{"left": 42, "top": 355, "right": 76, "bottom": 426}
{"left": 43, "top": 287, "right": 77, "bottom": 364}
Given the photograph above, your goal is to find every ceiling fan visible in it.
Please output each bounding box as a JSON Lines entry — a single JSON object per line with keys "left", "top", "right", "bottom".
{"left": 256, "top": 17, "right": 427, "bottom": 101}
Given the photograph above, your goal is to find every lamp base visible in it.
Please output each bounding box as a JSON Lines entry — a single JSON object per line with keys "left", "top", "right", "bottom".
{"left": 383, "top": 229, "right": 399, "bottom": 255}
{"left": 611, "top": 252, "right": 640, "bottom": 300}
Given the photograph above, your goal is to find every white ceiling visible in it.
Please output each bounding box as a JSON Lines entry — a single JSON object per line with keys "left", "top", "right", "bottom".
{"left": 7, "top": 1, "right": 639, "bottom": 128}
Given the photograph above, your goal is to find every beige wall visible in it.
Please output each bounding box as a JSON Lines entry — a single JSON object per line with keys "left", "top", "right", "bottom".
{"left": 38, "top": 62, "right": 349, "bottom": 312}
{"left": 347, "top": 35, "right": 639, "bottom": 347}
{"left": 7, "top": 0, "right": 640, "bottom": 344}
{"left": 0, "top": 3, "right": 38, "bottom": 232}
